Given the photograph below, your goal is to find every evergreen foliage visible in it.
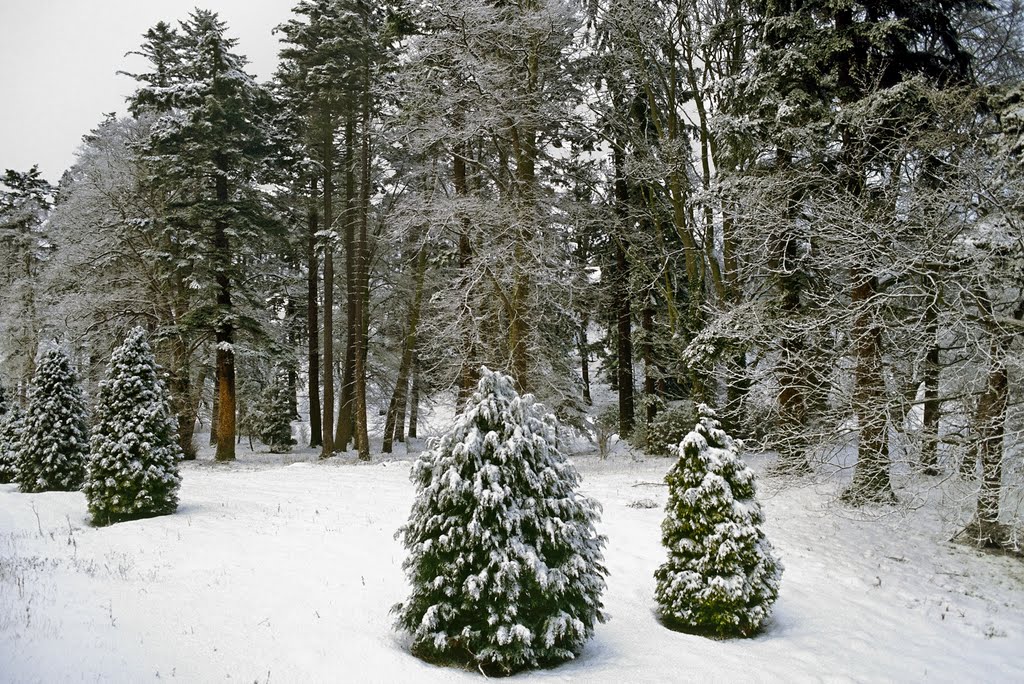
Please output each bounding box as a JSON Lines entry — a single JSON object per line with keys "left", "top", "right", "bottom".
{"left": 643, "top": 402, "right": 698, "bottom": 457}
{"left": 0, "top": 383, "right": 20, "bottom": 484}
{"left": 15, "top": 346, "right": 89, "bottom": 493}
{"left": 245, "top": 376, "right": 295, "bottom": 453}
{"left": 394, "top": 367, "right": 607, "bottom": 675}
{"left": 655, "top": 404, "right": 782, "bottom": 638}
{"left": 84, "top": 327, "right": 182, "bottom": 526}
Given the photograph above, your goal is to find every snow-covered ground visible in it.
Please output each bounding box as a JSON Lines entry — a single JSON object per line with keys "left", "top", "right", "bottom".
{"left": 2, "top": 435, "right": 1022, "bottom": 683}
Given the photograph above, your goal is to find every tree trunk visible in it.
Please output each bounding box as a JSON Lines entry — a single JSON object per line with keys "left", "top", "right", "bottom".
{"left": 383, "top": 245, "right": 426, "bottom": 454}
{"left": 213, "top": 156, "right": 236, "bottom": 462}
{"left": 353, "top": 69, "right": 372, "bottom": 461}
{"left": 452, "top": 138, "right": 478, "bottom": 406}
{"left": 959, "top": 295, "right": 1021, "bottom": 547}
{"left": 408, "top": 351, "right": 420, "bottom": 440}
{"left": 844, "top": 271, "right": 894, "bottom": 503}
{"left": 579, "top": 319, "right": 591, "bottom": 405}
{"left": 971, "top": 361, "right": 1008, "bottom": 545}
{"left": 169, "top": 335, "right": 198, "bottom": 460}
{"left": 613, "top": 145, "right": 634, "bottom": 437}
{"left": 321, "top": 136, "right": 336, "bottom": 458}
{"left": 287, "top": 301, "right": 299, "bottom": 420}
{"left": 307, "top": 176, "right": 323, "bottom": 447}
{"left": 336, "top": 117, "right": 358, "bottom": 451}
{"left": 920, "top": 297, "right": 941, "bottom": 475}
{"left": 771, "top": 150, "right": 811, "bottom": 475}
{"left": 642, "top": 287, "right": 657, "bottom": 423}
{"left": 209, "top": 374, "right": 219, "bottom": 446}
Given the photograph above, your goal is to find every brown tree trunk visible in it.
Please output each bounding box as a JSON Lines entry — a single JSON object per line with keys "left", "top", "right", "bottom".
{"left": 613, "top": 145, "right": 634, "bottom": 437}
{"left": 307, "top": 177, "right": 323, "bottom": 448}
{"left": 213, "top": 158, "right": 236, "bottom": 462}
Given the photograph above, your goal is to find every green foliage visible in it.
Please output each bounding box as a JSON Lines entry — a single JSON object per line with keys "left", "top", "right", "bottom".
{"left": 15, "top": 347, "right": 89, "bottom": 493}
{"left": 655, "top": 405, "right": 782, "bottom": 638}
{"left": 0, "top": 384, "right": 20, "bottom": 484}
{"left": 641, "top": 401, "right": 697, "bottom": 456}
{"left": 394, "top": 367, "right": 607, "bottom": 675}
{"left": 245, "top": 377, "right": 295, "bottom": 453}
{"left": 84, "top": 328, "right": 182, "bottom": 526}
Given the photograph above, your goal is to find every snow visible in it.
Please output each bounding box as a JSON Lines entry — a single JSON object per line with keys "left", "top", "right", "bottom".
{"left": 2, "top": 441, "right": 1023, "bottom": 682}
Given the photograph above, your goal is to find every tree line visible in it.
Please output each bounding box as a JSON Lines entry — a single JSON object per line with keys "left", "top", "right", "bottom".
{"left": 1, "top": 0, "right": 1022, "bottom": 548}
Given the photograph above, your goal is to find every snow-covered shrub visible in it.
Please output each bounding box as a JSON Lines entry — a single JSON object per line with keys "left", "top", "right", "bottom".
{"left": 84, "top": 327, "right": 182, "bottom": 526}
{"left": 15, "top": 346, "right": 89, "bottom": 493}
{"left": 655, "top": 404, "right": 782, "bottom": 637}
{"left": 644, "top": 401, "right": 698, "bottom": 456}
{"left": 394, "top": 367, "right": 607, "bottom": 675}
{"left": 0, "top": 383, "right": 20, "bottom": 484}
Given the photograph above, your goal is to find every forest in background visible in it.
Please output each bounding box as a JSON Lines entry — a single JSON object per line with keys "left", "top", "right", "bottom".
{"left": 2, "top": 0, "right": 1024, "bottom": 550}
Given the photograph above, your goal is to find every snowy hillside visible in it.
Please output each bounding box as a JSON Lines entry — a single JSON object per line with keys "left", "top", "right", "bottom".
{"left": 2, "top": 442, "right": 1022, "bottom": 682}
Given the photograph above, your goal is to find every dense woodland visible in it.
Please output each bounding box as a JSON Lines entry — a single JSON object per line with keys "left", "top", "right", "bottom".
{"left": 2, "top": 0, "right": 1024, "bottom": 549}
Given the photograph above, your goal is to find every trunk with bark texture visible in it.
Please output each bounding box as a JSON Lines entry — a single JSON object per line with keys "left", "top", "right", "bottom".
{"left": 613, "top": 146, "right": 634, "bottom": 437}
{"left": 920, "top": 300, "right": 941, "bottom": 475}
{"left": 383, "top": 246, "right": 426, "bottom": 454}
{"left": 408, "top": 352, "right": 420, "bottom": 439}
{"left": 213, "top": 161, "right": 236, "bottom": 462}
{"left": 169, "top": 336, "right": 198, "bottom": 459}
{"left": 336, "top": 118, "right": 357, "bottom": 451}
{"left": 844, "top": 272, "right": 894, "bottom": 503}
{"left": 307, "top": 177, "right": 322, "bottom": 447}
{"left": 353, "top": 77, "right": 371, "bottom": 461}
{"left": 321, "top": 138, "right": 336, "bottom": 457}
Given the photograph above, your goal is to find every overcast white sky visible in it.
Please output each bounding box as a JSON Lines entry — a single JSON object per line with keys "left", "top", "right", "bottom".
{"left": 0, "top": 1, "right": 295, "bottom": 184}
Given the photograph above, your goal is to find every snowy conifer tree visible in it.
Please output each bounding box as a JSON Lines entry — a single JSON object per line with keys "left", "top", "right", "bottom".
{"left": 655, "top": 404, "right": 782, "bottom": 637}
{"left": 0, "top": 383, "right": 20, "bottom": 484}
{"left": 394, "top": 367, "right": 607, "bottom": 674}
{"left": 15, "top": 346, "right": 89, "bottom": 492}
{"left": 84, "top": 327, "right": 182, "bottom": 526}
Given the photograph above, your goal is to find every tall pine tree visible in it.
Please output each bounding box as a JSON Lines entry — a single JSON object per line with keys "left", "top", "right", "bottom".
{"left": 128, "top": 10, "right": 278, "bottom": 462}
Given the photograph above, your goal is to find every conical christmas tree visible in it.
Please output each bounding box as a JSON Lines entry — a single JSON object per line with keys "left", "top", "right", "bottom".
{"left": 15, "top": 346, "right": 89, "bottom": 492}
{"left": 84, "top": 327, "right": 182, "bottom": 526}
{"left": 655, "top": 404, "right": 782, "bottom": 637}
{"left": 249, "top": 376, "right": 294, "bottom": 453}
{"left": 394, "top": 367, "right": 607, "bottom": 675}
{"left": 0, "top": 383, "right": 20, "bottom": 484}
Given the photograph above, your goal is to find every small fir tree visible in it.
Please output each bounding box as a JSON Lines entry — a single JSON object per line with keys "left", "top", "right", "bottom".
{"left": 394, "top": 367, "right": 607, "bottom": 675}
{"left": 15, "top": 346, "right": 89, "bottom": 492}
{"left": 0, "top": 384, "right": 20, "bottom": 484}
{"left": 245, "top": 377, "right": 294, "bottom": 453}
{"left": 655, "top": 404, "right": 782, "bottom": 637}
{"left": 84, "top": 327, "right": 182, "bottom": 526}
